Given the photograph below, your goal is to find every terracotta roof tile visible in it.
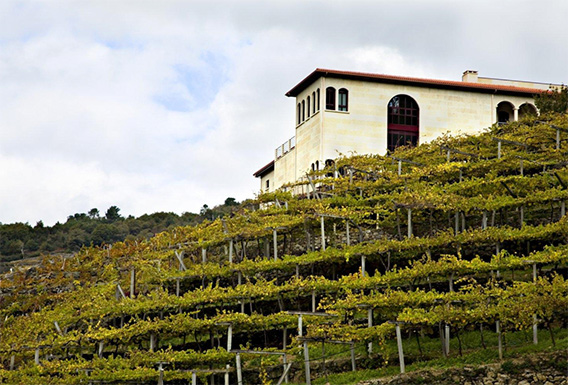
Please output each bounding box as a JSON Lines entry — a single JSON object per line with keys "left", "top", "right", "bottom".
{"left": 286, "top": 68, "right": 545, "bottom": 97}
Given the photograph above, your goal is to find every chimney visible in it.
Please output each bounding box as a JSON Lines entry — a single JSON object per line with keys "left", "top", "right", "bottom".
{"left": 462, "top": 70, "right": 478, "bottom": 83}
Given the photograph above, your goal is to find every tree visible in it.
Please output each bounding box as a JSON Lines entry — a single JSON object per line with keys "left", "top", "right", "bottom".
{"left": 224, "top": 197, "right": 239, "bottom": 206}
{"left": 200, "top": 204, "right": 210, "bottom": 216}
{"left": 88, "top": 208, "right": 100, "bottom": 219}
{"left": 534, "top": 86, "right": 568, "bottom": 114}
{"left": 105, "top": 206, "right": 122, "bottom": 222}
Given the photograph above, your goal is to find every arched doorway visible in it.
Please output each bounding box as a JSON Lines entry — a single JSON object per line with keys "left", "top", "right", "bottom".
{"left": 496, "top": 101, "right": 514, "bottom": 124}
{"left": 518, "top": 103, "right": 538, "bottom": 120}
{"left": 387, "top": 95, "right": 419, "bottom": 151}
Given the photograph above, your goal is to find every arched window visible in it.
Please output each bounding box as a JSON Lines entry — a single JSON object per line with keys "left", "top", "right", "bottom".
{"left": 307, "top": 96, "right": 311, "bottom": 118}
{"left": 312, "top": 91, "right": 317, "bottom": 114}
{"left": 301, "top": 100, "right": 305, "bottom": 121}
{"left": 316, "top": 89, "right": 320, "bottom": 111}
{"left": 338, "top": 88, "right": 348, "bottom": 111}
{"left": 518, "top": 103, "right": 538, "bottom": 120}
{"left": 326, "top": 87, "right": 336, "bottom": 110}
{"left": 387, "top": 95, "right": 419, "bottom": 151}
{"left": 496, "top": 101, "right": 514, "bottom": 124}
{"left": 325, "top": 159, "right": 335, "bottom": 177}
{"left": 297, "top": 103, "right": 301, "bottom": 125}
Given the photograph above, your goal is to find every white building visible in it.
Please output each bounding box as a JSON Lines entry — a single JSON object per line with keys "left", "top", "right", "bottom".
{"left": 254, "top": 68, "right": 561, "bottom": 193}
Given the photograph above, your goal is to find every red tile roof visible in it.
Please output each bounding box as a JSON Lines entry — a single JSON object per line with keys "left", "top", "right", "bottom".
{"left": 253, "top": 160, "right": 275, "bottom": 178}
{"left": 286, "top": 68, "right": 545, "bottom": 97}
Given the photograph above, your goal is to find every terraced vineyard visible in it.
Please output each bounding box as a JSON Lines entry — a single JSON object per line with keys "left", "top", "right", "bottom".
{"left": 1, "top": 114, "right": 567, "bottom": 385}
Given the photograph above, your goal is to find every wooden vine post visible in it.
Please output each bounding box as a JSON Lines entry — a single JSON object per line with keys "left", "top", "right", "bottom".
{"left": 289, "top": 311, "right": 337, "bottom": 385}
{"left": 496, "top": 320, "right": 503, "bottom": 360}
{"left": 130, "top": 267, "right": 136, "bottom": 299}
{"left": 273, "top": 228, "right": 278, "bottom": 260}
{"left": 524, "top": 260, "right": 539, "bottom": 344}
{"left": 391, "top": 321, "right": 406, "bottom": 373}
{"left": 236, "top": 352, "right": 243, "bottom": 385}
{"left": 320, "top": 215, "right": 326, "bottom": 251}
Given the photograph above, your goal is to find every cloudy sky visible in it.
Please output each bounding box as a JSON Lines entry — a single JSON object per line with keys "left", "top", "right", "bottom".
{"left": 0, "top": 0, "right": 566, "bottom": 225}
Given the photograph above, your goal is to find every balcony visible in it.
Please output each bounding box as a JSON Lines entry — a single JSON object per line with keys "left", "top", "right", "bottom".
{"left": 275, "top": 136, "right": 296, "bottom": 159}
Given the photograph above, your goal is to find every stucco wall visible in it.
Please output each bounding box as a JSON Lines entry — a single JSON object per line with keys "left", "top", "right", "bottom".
{"left": 263, "top": 74, "right": 542, "bottom": 193}
{"left": 311, "top": 77, "right": 537, "bottom": 164}
{"left": 274, "top": 148, "right": 296, "bottom": 190}
{"left": 259, "top": 170, "right": 274, "bottom": 193}
{"left": 293, "top": 79, "right": 323, "bottom": 182}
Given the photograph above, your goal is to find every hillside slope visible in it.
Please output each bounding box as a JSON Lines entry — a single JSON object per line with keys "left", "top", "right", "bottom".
{"left": 0, "top": 114, "right": 567, "bottom": 385}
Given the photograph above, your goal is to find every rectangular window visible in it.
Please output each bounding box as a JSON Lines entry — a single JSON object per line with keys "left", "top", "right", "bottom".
{"left": 266, "top": 179, "right": 270, "bottom": 191}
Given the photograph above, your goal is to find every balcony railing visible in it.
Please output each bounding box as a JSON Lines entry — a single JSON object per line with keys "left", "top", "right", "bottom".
{"left": 275, "top": 136, "right": 296, "bottom": 159}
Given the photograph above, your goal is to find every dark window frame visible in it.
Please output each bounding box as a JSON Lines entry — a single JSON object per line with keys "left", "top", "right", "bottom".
{"left": 338, "top": 88, "right": 348, "bottom": 111}
{"left": 387, "top": 95, "right": 419, "bottom": 151}
{"left": 326, "top": 87, "right": 336, "bottom": 110}
{"left": 312, "top": 91, "right": 316, "bottom": 113}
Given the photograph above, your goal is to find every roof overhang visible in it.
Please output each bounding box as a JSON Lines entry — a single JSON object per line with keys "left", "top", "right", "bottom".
{"left": 285, "top": 68, "right": 544, "bottom": 98}
{"left": 253, "top": 160, "right": 275, "bottom": 178}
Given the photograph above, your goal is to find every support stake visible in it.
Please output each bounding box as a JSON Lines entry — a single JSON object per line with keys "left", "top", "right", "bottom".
{"left": 395, "top": 323, "right": 405, "bottom": 373}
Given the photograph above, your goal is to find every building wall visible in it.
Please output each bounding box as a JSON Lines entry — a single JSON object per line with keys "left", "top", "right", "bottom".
{"left": 292, "top": 80, "right": 324, "bottom": 182}
{"left": 310, "top": 78, "right": 537, "bottom": 164}
{"left": 259, "top": 170, "right": 274, "bottom": 193}
{"left": 266, "top": 72, "right": 545, "bottom": 192}
{"left": 274, "top": 148, "right": 296, "bottom": 190}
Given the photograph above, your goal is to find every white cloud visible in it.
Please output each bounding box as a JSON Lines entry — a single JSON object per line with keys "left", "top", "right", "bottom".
{"left": 0, "top": 0, "right": 566, "bottom": 225}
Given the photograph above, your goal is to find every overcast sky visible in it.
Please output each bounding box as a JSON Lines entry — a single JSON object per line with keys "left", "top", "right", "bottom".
{"left": 0, "top": 0, "right": 566, "bottom": 225}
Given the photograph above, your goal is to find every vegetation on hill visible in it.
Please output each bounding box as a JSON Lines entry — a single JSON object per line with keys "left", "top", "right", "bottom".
{"left": 0, "top": 198, "right": 241, "bottom": 266}
{"left": 0, "top": 113, "right": 567, "bottom": 384}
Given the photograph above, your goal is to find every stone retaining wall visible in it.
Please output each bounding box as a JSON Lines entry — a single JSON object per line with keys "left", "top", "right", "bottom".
{"left": 359, "top": 351, "right": 567, "bottom": 385}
